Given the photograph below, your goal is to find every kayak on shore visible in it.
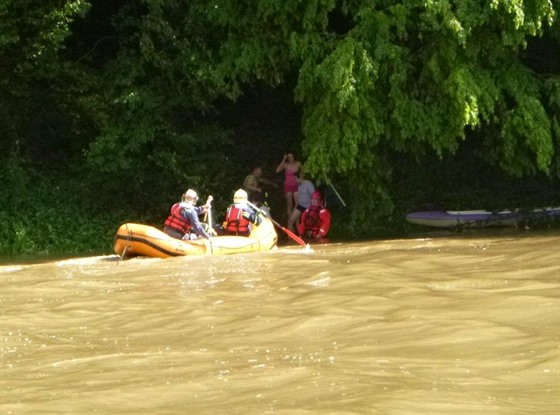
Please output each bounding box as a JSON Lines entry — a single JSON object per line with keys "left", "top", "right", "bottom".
{"left": 406, "top": 207, "right": 560, "bottom": 229}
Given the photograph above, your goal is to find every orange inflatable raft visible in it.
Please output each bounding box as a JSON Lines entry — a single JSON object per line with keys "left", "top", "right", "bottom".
{"left": 114, "top": 216, "right": 277, "bottom": 258}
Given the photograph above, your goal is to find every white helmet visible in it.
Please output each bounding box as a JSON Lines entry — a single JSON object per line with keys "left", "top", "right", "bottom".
{"left": 233, "top": 189, "right": 248, "bottom": 203}
{"left": 183, "top": 189, "right": 199, "bottom": 203}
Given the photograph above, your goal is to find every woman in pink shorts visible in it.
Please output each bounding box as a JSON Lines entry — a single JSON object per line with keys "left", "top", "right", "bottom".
{"left": 276, "top": 152, "right": 302, "bottom": 217}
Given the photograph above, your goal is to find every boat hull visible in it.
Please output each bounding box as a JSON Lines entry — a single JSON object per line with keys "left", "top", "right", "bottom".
{"left": 406, "top": 208, "right": 560, "bottom": 229}
{"left": 114, "top": 217, "right": 278, "bottom": 258}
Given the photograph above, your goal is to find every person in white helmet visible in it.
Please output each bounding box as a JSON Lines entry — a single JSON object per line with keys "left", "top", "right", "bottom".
{"left": 222, "top": 189, "right": 261, "bottom": 236}
{"left": 163, "top": 189, "right": 212, "bottom": 240}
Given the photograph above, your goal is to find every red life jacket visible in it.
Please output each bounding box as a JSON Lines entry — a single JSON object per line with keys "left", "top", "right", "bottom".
{"left": 300, "top": 206, "right": 331, "bottom": 238}
{"left": 303, "top": 207, "right": 322, "bottom": 234}
{"left": 164, "top": 203, "right": 193, "bottom": 235}
{"left": 225, "top": 205, "right": 251, "bottom": 234}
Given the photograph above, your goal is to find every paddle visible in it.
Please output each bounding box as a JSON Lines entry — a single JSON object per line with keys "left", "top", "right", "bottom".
{"left": 247, "top": 201, "right": 307, "bottom": 248}
{"left": 205, "top": 195, "right": 213, "bottom": 227}
{"left": 203, "top": 195, "right": 211, "bottom": 222}
{"left": 203, "top": 195, "right": 214, "bottom": 254}
{"left": 203, "top": 195, "right": 219, "bottom": 236}
{"left": 329, "top": 184, "right": 346, "bottom": 207}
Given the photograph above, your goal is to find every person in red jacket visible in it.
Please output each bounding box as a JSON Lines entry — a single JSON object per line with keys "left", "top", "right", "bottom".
{"left": 297, "top": 191, "right": 331, "bottom": 239}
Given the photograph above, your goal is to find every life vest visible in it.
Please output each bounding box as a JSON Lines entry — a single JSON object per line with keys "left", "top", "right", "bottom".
{"left": 300, "top": 206, "right": 331, "bottom": 238}
{"left": 164, "top": 202, "right": 193, "bottom": 235}
{"left": 303, "top": 207, "right": 322, "bottom": 234}
{"left": 225, "top": 205, "right": 251, "bottom": 234}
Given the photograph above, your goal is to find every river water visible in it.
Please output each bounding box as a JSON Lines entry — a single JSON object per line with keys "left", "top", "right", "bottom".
{"left": 1, "top": 231, "right": 559, "bottom": 414}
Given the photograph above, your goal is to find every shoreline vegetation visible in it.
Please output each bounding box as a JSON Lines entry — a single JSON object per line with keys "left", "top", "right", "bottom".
{"left": 2, "top": 160, "right": 558, "bottom": 264}
{"left": 3, "top": 223, "right": 559, "bottom": 266}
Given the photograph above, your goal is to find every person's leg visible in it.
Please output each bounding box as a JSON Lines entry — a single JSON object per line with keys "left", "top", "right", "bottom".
{"left": 285, "top": 191, "right": 294, "bottom": 217}
{"left": 288, "top": 208, "right": 302, "bottom": 232}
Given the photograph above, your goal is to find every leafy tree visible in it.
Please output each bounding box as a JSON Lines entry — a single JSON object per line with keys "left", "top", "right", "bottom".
{"left": 78, "top": 1, "right": 238, "bottom": 209}
{"left": 87, "top": 0, "right": 558, "bottom": 227}
{"left": 291, "top": 1, "right": 559, "bottom": 224}
{"left": 0, "top": 0, "right": 91, "bottom": 162}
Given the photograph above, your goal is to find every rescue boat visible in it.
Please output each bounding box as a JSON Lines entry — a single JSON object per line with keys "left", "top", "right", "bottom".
{"left": 114, "top": 216, "right": 278, "bottom": 258}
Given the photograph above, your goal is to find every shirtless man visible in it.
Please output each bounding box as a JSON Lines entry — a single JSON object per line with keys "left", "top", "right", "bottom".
{"left": 243, "top": 166, "right": 276, "bottom": 201}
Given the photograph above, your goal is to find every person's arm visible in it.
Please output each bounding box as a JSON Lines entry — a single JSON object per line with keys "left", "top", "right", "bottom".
{"left": 184, "top": 208, "right": 211, "bottom": 239}
{"left": 253, "top": 206, "right": 263, "bottom": 225}
{"left": 242, "top": 209, "right": 258, "bottom": 225}
{"left": 198, "top": 197, "right": 212, "bottom": 214}
{"left": 258, "top": 177, "right": 278, "bottom": 188}
{"left": 298, "top": 210, "right": 307, "bottom": 236}
{"left": 317, "top": 209, "right": 331, "bottom": 238}
{"left": 275, "top": 155, "right": 287, "bottom": 173}
{"left": 244, "top": 175, "right": 261, "bottom": 193}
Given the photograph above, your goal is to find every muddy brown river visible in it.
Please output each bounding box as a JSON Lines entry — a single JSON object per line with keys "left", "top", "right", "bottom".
{"left": 1, "top": 231, "right": 559, "bottom": 414}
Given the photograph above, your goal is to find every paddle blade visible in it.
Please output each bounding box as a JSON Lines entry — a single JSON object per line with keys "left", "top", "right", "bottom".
{"left": 281, "top": 226, "right": 306, "bottom": 247}
{"left": 246, "top": 201, "right": 307, "bottom": 248}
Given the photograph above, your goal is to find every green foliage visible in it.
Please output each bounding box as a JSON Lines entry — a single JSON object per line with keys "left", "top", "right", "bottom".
{"left": 0, "top": 0, "right": 93, "bottom": 165}
{"left": 0, "top": 157, "right": 29, "bottom": 208}
{"left": 289, "top": 0, "right": 560, "bottom": 220}
{"left": 0, "top": 163, "right": 118, "bottom": 257}
{"left": 0, "top": 0, "right": 90, "bottom": 69}
{"left": 74, "top": 1, "right": 246, "bottom": 209}
{"left": 544, "top": 76, "right": 560, "bottom": 177}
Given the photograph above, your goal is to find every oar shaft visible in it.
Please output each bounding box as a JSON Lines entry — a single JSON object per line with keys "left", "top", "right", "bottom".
{"left": 247, "top": 201, "right": 306, "bottom": 247}
{"left": 330, "top": 184, "right": 346, "bottom": 207}
{"left": 205, "top": 195, "right": 214, "bottom": 253}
